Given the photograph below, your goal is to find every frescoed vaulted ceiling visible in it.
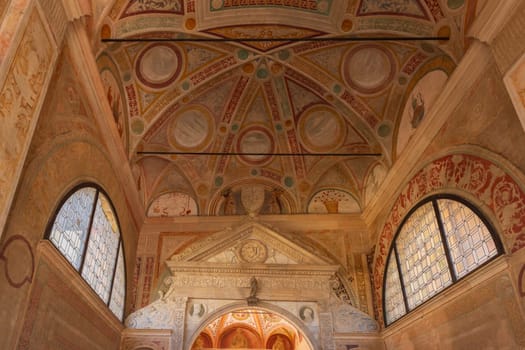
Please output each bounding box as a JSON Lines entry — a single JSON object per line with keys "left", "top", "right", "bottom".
{"left": 96, "top": 0, "right": 475, "bottom": 216}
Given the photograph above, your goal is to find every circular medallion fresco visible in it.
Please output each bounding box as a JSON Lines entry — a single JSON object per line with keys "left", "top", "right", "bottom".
{"left": 136, "top": 44, "right": 183, "bottom": 89}
{"left": 168, "top": 106, "right": 214, "bottom": 151}
{"left": 298, "top": 105, "right": 345, "bottom": 153}
{"left": 343, "top": 45, "right": 395, "bottom": 94}
{"left": 236, "top": 126, "right": 275, "bottom": 165}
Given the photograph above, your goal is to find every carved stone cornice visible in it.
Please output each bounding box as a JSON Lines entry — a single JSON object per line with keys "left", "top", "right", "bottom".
{"left": 167, "top": 261, "right": 340, "bottom": 276}
{"left": 141, "top": 213, "right": 368, "bottom": 233}
{"left": 169, "top": 221, "right": 333, "bottom": 265}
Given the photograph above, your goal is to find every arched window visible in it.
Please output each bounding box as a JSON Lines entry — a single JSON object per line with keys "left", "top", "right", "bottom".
{"left": 383, "top": 195, "right": 503, "bottom": 325}
{"left": 47, "top": 185, "right": 126, "bottom": 321}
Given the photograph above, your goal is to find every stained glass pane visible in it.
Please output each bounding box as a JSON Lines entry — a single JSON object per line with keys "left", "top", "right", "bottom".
{"left": 437, "top": 199, "right": 498, "bottom": 279}
{"left": 109, "top": 243, "right": 125, "bottom": 320}
{"left": 82, "top": 194, "right": 120, "bottom": 303}
{"left": 49, "top": 187, "right": 97, "bottom": 270}
{"left": 384, "top": 253, "right": 406, "bottom": 324}
{"left": 396, "top": 202, "right": 452, "bottom": 310}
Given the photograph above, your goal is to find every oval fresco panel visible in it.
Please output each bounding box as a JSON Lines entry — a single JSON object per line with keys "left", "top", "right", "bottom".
{"left": 298, "top": 105, "right": 345, "bottom": 153}
{"left": 136, "top": 44, "right": 183, "bottom": 89}
{"left": 343, "top": 45, "right": 396, "bottom": 94}
{"left": 236, "top": 126, "right": 275, "bottom": 166}
{"left": 168, "top": 106, "right": 214, "bottom": 151}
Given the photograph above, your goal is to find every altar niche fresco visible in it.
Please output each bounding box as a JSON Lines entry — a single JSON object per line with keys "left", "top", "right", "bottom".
{"left": 190, "top": 308, "right": 309, "bottom": 350}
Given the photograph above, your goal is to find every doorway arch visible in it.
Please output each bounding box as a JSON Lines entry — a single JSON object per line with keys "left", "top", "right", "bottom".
{"left": 186, "top": 301, "right": 318, "bottom": 350}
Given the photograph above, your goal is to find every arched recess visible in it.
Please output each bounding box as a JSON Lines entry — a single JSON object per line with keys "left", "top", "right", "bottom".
{"left": 208, "top": 180, "right": 296, "bottom": 215}
{"left": 392, "top": 55, "right": 456, "bottom": 160}
{"left": 186, "top": 302, "right": 318, "bottom": 350}
{"left": 146, "top": 191, "right": 198, "bottom": 217}
{"left": 372, "top": 148, "right": 525, "bottom": 325}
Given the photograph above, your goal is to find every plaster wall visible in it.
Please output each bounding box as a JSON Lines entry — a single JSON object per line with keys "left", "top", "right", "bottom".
{"left": 375, "top": 23, "right": 525, "bottom": 350}
{"left": 383, "top": 262, "right": 525, "bottom": 349}
{"left": 17, "top": 242, "right": 123, "bottom": 349}
{"left": 0, "top": 43, "right": 138, "bottom": 348}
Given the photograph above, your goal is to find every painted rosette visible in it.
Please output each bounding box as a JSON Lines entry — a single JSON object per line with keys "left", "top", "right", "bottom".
{"left": 236, "top": 126, "right": 275, "bottom": 166}
{"left": 168, "top": 106, "right": 214, "bottom": 151}
{"left": 298, "top": 105, "right": 346, "bottom": 153}
{"left": 343, "top": 44, "right": 396, "bottom": 94}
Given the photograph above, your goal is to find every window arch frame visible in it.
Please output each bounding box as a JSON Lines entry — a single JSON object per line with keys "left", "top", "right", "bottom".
{"left": 382, "top": 193, "right": 504, "bottom": 326}
{"left": 45, "top": 183, "right": 127, "bottom": 321}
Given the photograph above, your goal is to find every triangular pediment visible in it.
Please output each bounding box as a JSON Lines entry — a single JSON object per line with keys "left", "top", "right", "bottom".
{"left": 168, "top": 220, "right": 335, "bottom": 266}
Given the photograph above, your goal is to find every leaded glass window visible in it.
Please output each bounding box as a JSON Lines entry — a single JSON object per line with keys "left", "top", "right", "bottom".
{"left": 109, "top": 243, "right": 126, "bottom": 320}
{"left": 49, "top": 187, "right": 96, "bottom": 270}
{"left": 47, "top": 185, "right": 126, "bottom": 321}
{"left": 81, "top": 194, "right": 120, "bottom": 302}
{"left": 396, "top": 202, "right": 452, "bottom": 309}
{"left": 437, "top": 199, "right": 499, "bottom": 279}
{"left": 383, "top": 196, "right": 502, "bottom": 326}
{"left": 384, "top": 253, "right": 406, "bottom": 324}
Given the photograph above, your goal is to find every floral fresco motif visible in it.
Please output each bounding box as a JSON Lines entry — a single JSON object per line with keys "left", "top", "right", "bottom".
{"left": 308, "top": 189, "right": 361, "bottom": 214}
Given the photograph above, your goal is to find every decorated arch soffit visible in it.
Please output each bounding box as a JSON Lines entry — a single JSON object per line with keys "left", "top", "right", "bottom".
{"left": 98, "top": 0, "right": 475, "bottom": 214}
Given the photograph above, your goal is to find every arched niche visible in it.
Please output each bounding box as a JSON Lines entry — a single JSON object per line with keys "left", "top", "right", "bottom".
{"left": 186, "top": 303, "right": 317, "bottom": 350}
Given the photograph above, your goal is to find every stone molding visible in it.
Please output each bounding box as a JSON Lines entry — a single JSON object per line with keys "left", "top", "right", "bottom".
{"left": 37, "top": 241, "right": 124, "bottom": 334}
{"left": 141, "top": 213, "right": 368, "bottom": 233}
{"left": 121, "top": 329, "right": 173, "bottom": 350}
{"left": 167, "top": 262, "right": 339, "bottom": 275}
{"left": 169, "top": 220, "right": 333, "bottom": 265}
{"left": 468, "top": 0, "right": 522, "bottom": 45}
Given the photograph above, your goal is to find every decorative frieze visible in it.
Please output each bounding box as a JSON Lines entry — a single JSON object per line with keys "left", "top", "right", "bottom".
{"left": 0, "top": 4, "right": 55, "bottom": 240}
